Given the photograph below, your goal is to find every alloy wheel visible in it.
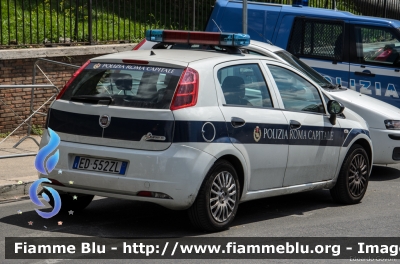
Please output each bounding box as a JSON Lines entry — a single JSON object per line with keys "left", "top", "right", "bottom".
{"left": 348, "top": 154, "right": 368, "bottom": 197}
{"left": 209, "top": 171, "right": 237, "bottom": 223}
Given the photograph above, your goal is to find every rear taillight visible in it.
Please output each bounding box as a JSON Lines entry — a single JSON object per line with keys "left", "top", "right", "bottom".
{"left": 56, "top": 60, "right": 91, "bottom": 100}
{"left": 133, "top": 38, "right": 146, "bottom": 50}
{"left": 170, "top": 67, "right": 199, "bottom": 111}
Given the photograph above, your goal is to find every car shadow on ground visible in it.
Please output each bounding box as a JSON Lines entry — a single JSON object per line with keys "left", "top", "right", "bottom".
{"left": 0, "top": 189, "right": 339, "bottom": 237}
{"left": 233, "top": 189, "right": 336, "bottom": 226}
{"left": 369, "top": 165, "right": 400, "bottom": 181}
{"left": 1, "top": 163, "right": 395, "bottom": 236}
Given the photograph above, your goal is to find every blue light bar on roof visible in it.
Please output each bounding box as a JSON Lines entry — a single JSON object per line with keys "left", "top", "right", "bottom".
{"left": 145, "top": 29, "right": 250, "bottom": 47}
{"left": 145, "top": 29, "right": 164, "bottom": 42}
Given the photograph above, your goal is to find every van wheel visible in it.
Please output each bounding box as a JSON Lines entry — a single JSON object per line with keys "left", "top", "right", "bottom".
{"left": 43, "top": 189, "right": 94, "bottom": 212}
{"left": 330, "top": 144, "right": 370, "bottom": 204}
{"left": 188, "top": 160, "right": 240, "bottom": 232}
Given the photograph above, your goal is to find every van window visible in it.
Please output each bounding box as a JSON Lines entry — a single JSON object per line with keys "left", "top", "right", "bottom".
{"left": 217, "top": 64, "right": 273, "bottom": 108}
{"left": 288, "top": 18, "right": 344, "bottom": 61}
{"left": 353, "top": 26, "right": 400, "bottom": 67}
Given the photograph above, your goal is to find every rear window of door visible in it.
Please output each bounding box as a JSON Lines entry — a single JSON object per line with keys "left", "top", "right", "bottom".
{"left": 60, "top": 62, "right": 184, "bottom": 109}
{"left": 217, "top": 64, "right": 273, "bottom": 108}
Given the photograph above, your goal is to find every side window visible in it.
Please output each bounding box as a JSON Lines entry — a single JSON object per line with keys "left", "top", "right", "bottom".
{"left": 288, "top": 17, "right": 344, "bottom": 61}
{"left": 354, "top": 26, "right": 400, "bottom": 67}
{"left": 217, "top": 64, "right": 273, "bottom": 108}
{"left": 268, "top": 65, "right": 325, "bottom": 114}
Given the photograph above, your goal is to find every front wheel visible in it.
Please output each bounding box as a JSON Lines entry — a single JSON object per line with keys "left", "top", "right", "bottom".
{"left": 188, "top": 160, "right": 240, "bottom": 232}
{"left": 330, "top": 144, "right": 370, "bottom": 204}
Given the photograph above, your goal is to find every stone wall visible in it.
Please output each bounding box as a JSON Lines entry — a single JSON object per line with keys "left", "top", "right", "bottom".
{"left": 0, "top": 44, "right": 135, "bottom": 136}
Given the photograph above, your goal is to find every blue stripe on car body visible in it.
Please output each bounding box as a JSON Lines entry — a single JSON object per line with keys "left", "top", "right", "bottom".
{"left": 48, "top": 109, "right": 369, "bottom": 147}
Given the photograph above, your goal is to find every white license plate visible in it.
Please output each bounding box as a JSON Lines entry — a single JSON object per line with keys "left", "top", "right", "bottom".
{"left": 72, "top": 156, "right": 127, "bottom": 175}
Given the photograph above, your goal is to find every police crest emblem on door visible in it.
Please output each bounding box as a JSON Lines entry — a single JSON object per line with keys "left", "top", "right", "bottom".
{"left": 253, "top": 126, "right": 261, "bottom": 142}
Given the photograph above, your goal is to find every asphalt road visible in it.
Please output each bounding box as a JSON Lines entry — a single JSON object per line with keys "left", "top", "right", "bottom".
{"left": 1, "top": 164, "right": 399, "bottom": 264}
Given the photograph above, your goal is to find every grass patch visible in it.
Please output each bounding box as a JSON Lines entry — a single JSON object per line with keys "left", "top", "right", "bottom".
{"left": 0, "top": 0, "right": 203, "bottom": 46}
{"left": 31, "top": 125, "right": 43, "bottom": 136}
{"left": 0, "top": 131, "right": 11, "bottom": 138}
{"left": 1, "top": 0, "right": 146, "bottom": 45}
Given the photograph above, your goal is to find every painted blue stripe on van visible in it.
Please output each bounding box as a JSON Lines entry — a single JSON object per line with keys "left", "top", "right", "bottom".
{"left": 342, "top": 129, "right": 370, "bottom": 147}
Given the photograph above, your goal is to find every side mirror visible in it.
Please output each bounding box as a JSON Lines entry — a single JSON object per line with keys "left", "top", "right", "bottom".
{"left": 327, "top": 100, "right": 344, "bottom": 125}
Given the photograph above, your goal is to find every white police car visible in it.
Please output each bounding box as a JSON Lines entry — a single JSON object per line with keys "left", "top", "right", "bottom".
{"left": 40, "top": 31, "right": 373, "bottom": 231}
{"left": 137, "top": 38, "right": 400, "bottom": 165}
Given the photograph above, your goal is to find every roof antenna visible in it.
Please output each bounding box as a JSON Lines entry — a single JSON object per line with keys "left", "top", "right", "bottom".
{"left": 212, "top": 19, "right": 223, "bottom": 33}
{"left": 150, "top": 50, "right": 156, "bottom": 56}
{"left": 250, "top": 27, "right": 274, "bottom": 46}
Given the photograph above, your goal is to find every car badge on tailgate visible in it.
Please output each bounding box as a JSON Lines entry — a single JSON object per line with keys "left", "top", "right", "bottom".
{"left": 141, "top": 132, "right": 166, "bottom": 141}
{"left": 99, "top": 115, "right": 111, "bottom": 128}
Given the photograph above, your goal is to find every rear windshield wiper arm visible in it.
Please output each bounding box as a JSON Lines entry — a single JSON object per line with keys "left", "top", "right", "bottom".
{"left": 71, "top": 95, "right": 113, "bottom": 105}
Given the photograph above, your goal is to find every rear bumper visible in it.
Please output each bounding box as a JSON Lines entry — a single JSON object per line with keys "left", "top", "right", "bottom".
{"left": 39, "top": 139, "right": 216, "bottom": 210}
{"left": 369, "top": 128, "right": 400, "bottom": 164}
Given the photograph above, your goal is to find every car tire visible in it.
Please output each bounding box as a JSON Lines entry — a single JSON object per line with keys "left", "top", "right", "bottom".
{"left": 43, "top": 189, "right": 94, "bottom": 212}
{"left": 188, "top": 159, "right": 240, "bottom": 232}
{"left": 330, "top": 144, "right": 370, "bottom": 204}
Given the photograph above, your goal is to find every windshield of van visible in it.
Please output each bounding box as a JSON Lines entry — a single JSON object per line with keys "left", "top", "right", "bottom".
{"left": 61, "top": 63, "right": 184, "bottom": 109}
{"left": 274, "top": 51, "right": 339, "bottom": 89}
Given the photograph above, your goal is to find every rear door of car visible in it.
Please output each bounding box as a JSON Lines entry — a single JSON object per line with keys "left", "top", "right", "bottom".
{"left": 48, "top": 60, "right": 186, "bottom": 151}
{"left": 214, "top": 59, "right": 290, "bottom": 191}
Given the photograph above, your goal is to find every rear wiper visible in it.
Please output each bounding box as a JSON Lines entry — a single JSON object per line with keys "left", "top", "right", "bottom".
{"left": 71, "top": 95, "right": 113, "bottom": 105}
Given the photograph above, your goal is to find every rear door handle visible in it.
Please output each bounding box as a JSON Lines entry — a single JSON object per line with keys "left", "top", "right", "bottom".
{"left": 290, "top": 120, "right": 301, "bottom": 129}
{"left": 355, "top": 71, "right": 375, "bottom": 77}
{"left": 231, "top": 117, "right": 246, "bottom": 128}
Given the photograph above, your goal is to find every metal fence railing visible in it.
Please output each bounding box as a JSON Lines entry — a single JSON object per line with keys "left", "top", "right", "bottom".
{"left": 0, "top": 0, "right": 399, "bottom": 48}
{"left": 0, "top": 0, "right": 216, "bottom": 48}
{"left": 0, "top": 58, "right": 81, "bottom": 159}
{"left": 0, "top": 84, "right": 57, "bottom": 159}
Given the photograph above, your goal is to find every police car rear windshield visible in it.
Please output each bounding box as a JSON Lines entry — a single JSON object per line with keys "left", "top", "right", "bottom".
{"left": 60, "top": 62, "right": 184, "bottom": 109}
